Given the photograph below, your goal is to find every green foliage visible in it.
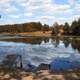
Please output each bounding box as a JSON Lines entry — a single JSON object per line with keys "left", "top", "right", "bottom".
{"left": 64, "top": 22, "right": 70, "bottom": 35}
{"left": 51, "top": 18, "right": 80, "bottom": 36}
{"left": 70, "top": 19, "right": 80, "bottom": 35}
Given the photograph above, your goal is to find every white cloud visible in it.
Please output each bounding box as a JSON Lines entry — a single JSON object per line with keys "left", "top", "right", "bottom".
{"left": 0, "top": 5, "right": 18, "bottom": 13}
{"left": 24, "top": 15, "right": 55, "bottom": 24}
{"left": 68, "top": 0, "right": 76, "bottom": 5}
{"left": 0, "top": 0, "right": 79, "bottom": 25}
{"left": 75, "top": 4, "right": 80, "bottom": 11}
{"left": 0, "top": 0, "right": 18, "bottom": 13}
{"left": 9, "top": 15, "right": 21, "bottom": 19}
{"left": 73, "top": 15, "right": 80, "bottom": 20}
{"left": 15, "top": 0, "right": 27, "bottom": 3}
{"left": 25, "top": 0, "right": 71, "bottom": 15}
{"left": 0, "top": 0, "right": 71, "bottom": 16}
{"left": 0, "top": 0, "right": 11, "bottom": 4}
{"left": 40, "top": 3, "right": 72, "bottom": 17}
{"left": 23, "top": 13, "right": 33, "bottom": 16}
{"left": 39, "top": 16, "right": 55, "bottom": 23}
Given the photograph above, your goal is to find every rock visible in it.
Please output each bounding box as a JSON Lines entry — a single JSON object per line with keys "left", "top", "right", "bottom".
{"left": 50, "top": 58, "right": 74, "bottom": 72}
{"left": 22, "top": 76, "right": 33, "bottom": 80}
{"left": 4, "top": 74, "right": 10, "bottom": 79}
{"left": 36, "top": 63, "right": 49, "bottom": 71}
{"left": 10, "top": 78, "right": 17, "bottom": 80}
{"left": 24, "top": 62, "right": 36, "bottom": 72}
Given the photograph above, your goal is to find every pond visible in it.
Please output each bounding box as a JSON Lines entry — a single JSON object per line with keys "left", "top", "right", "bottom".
{"left": 0, "top": 36, "right": 80, "bottom": 70}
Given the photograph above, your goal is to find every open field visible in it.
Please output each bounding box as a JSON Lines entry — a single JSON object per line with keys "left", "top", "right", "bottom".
{"left": 0, "top": 31, "right": 52, "bottom": 37}
{"left": 17, "top": 31, "right": 52, "bottom": 37}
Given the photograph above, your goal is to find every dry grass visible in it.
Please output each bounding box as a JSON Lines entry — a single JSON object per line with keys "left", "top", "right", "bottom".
{"left": 19, "top": 31, "right": 52, "bottom": 37}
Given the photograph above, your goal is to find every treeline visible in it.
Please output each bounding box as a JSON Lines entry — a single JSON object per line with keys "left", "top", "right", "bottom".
{"left": 0, "top": 18, "right": 80, "bottom": 36}
{"left": 0, "top": 22, "right": 50, "bottom": 33}
{"left": 51, "top": 18, "right": 80, "bottom": 36}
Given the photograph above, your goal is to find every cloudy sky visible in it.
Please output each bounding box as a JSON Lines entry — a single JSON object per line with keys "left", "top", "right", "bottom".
{"left": 0, "top": 0, "right": 80, "bottom": 25}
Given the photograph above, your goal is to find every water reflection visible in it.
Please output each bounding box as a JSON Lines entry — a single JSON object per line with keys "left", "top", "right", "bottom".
{"left": 62, "top": 37, "right": 80, "bottom": 53}
{"left": 0, "top": 37, "right": 80, "bottom": 67}
{"left": 0, "top": 37, "right": 80, "bottom": 52}
{"left": 0, "top": 37, "right": 49, "bottom": 44}
{"left": 71, "top": 38, "right": 80, "bottom": 53}
{"left": 62, "top": 37, "right": 70, "bottom": 48}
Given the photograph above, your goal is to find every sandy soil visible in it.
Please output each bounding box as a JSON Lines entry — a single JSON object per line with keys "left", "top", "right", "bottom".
{"left": 0, "top": 68, "right": 80, "bottom": 80}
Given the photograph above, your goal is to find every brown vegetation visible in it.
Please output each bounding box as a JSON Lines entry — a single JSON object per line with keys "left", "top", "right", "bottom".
{"left": 0, "top": 22, "right": 50, "bottom": 33}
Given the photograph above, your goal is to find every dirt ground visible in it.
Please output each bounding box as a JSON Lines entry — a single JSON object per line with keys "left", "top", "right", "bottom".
{"left": 0, "top": 68, "right": 80, "bottom": 80}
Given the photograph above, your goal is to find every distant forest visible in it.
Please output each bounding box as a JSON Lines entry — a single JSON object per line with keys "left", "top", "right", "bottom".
{"left": 0, "top": 22, "right": 50, "bottom": 33}
{"left": 0, "top": 18, "right": 80, "bottom": 36}
{"left": 52, "top": 18, "right": 80, "bottom": 36}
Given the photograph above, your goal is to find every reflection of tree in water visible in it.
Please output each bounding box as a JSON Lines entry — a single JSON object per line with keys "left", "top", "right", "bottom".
{"left": 62, "top": 37, "right": 70, "bottom": 48}
{"left": 51, "top": 37, "right": 80, "bottom": 53}
{"left": 36, "top": 37, "right": 80, "bottom": 53}
{"left": 71, "top": 38, "right": 80, "bottom": 52}
{"left": 42, "top": 37, "right": 49, "bottom": 43}
{"left": 1, "top": 37, "right": 80, "bottom": 53}
{"left": 51, "top": 37, "right": 60, "bottom": 47}
{"left": 71, "top": 39, "right": 77, "bottom": 50}
{"left": 0, "top": 37, "right": 49, "bottom": 45}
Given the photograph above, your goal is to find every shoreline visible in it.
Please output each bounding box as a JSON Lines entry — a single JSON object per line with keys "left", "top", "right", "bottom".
{"left": 0, "top": 67, "right": 80, "bottom": 80}
{"left": 0, "top": 31, "right": 80, "bottom": 38}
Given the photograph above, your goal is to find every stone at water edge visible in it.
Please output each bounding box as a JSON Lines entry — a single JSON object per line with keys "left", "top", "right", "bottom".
{"left": 49, "top": 58, "right": 80, "bottom": 72}
{"left": 36, "top": 63, "right": 49, "bottom": 70}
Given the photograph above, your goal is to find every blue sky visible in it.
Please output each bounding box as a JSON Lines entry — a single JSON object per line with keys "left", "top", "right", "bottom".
{"left": 0, "top": 0, "right": 80, "bottom": 26}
